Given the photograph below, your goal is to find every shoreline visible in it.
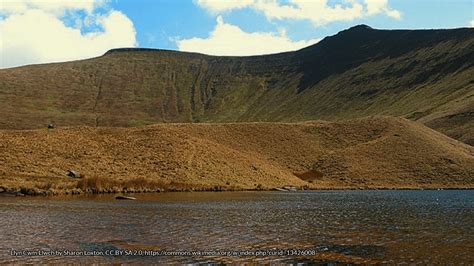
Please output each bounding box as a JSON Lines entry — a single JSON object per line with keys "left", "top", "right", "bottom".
{"left": 1, "top": 185, "right": 472, "bottom": 197}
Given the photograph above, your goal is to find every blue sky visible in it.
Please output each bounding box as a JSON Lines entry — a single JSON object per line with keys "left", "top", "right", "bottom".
{"left": 113, "top": 0, "right": 474, "bottom": 50}
{"left": 1, "top": 0, "right": 473, "bottom": 68}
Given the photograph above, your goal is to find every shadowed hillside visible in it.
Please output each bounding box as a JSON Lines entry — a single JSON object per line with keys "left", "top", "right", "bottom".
{"left": 0, "top": 25, "right": 473, "bottom": 144}
{"left": 0, "top": 117, "right": 472, "bottom": 194}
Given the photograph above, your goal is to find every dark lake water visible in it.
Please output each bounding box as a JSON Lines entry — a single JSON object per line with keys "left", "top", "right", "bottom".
{"left": 0, "top": 190, "right": 473, "bottom": 264}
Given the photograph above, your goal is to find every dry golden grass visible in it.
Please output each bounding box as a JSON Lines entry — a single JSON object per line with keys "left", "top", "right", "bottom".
{"left": 0, "top": 116, "right": 473, "bottom": 195}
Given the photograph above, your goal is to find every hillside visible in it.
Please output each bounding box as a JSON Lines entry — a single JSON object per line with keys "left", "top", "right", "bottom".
{"left": 0, "top": 117, "right": 473, "bottom": 194}
{"left": 0, "top": 25, "right": 473, "bottom": 145}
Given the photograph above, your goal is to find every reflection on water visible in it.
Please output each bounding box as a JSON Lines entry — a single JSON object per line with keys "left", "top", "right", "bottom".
{"left": 0, "top": 190, "right": 472, "bottom": 264}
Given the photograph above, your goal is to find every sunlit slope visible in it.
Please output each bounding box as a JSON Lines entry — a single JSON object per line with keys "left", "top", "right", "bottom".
{"left": 0, "top": 25, "right": 473, "bottom": 144}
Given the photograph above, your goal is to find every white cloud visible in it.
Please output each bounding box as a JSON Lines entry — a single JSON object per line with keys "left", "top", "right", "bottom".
{"left": 196, "top": 0, "right": 401, "bottom": 26}
{"left": 364, "top": 0, "right": 400, "bottom": 19}
{"left": 253, "top": 0, "right": 366, "bottom": 25}
{"left": 176, "top": 16, "right": 320, "bottom": 56}
{"left": 0, "top": 0, "right": 136, "bottom": 68}
{"left": 470, "top": 20, "right": 474, "bottom": 27}
{"left": 195, "top": 0, "right": 255, "bottom": 14}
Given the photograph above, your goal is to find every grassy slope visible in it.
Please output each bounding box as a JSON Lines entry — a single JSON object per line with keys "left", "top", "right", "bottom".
{"left": 0, "top": 26, "right": 473, "bottom": 145}
{"left": 0, "top": 117, "right": 472, "bottom": 195}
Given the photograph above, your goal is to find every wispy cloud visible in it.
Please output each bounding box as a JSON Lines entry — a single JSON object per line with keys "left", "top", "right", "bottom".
{"left": 0, "top": 0, "right": 102, "bottom": 15}
{"left": 196, "top": 0, "right": 401, "bottom": 26}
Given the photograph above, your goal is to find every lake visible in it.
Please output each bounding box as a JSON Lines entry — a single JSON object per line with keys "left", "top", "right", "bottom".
{"left": 0, "top": 190, "right": 472, "bottom": 264}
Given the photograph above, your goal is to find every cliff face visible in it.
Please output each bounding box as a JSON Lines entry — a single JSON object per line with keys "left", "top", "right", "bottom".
{"left": 0, "top": 25, "right": 473, "bottom": 144}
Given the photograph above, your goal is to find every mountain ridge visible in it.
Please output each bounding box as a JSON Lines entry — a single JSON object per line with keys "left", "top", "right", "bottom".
{"left": 0, "top": 25, "right": 472, "bottom": 144}
{"left": 101, "top": 24, "right": 470, "bottom": 58}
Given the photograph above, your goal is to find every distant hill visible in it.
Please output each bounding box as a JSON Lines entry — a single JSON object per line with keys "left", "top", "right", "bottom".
{"left": 1, "top": 117, "right": 472, "bottom": 194}
{"left": 0, "top": 25, "right": 473, "bottom": 144}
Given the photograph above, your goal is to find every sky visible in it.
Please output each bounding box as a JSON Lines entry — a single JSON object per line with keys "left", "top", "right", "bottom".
{"left": 0, "top": 0, "right": 473, "bottom": 68}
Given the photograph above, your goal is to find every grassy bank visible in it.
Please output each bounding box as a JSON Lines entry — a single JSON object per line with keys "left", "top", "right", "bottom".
{"left": 0, "top": 175, "right": 471, "bottom": 196}
{"left": 1, "top": 117, "right": 473, "bottom": 195}
{"left": 0, "top": 176, "right": 245, "bottom": 196}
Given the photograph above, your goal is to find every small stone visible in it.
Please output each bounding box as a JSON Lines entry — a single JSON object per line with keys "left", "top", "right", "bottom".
{"left": 66, "top": 170, "right": 81, "bottom": 178}
{"left": 115, "top": 195, "right": 136, "bottom": 200}
{"left": 283, "top": 186, "right": 297, "bottom": 191}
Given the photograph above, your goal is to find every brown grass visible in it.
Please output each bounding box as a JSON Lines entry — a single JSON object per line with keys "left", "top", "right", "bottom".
{"left": 75, "top": 176, "right": 190, "bottom": 193}
{"left": 0, "top": 116, "right": 473, "bottom": 195}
